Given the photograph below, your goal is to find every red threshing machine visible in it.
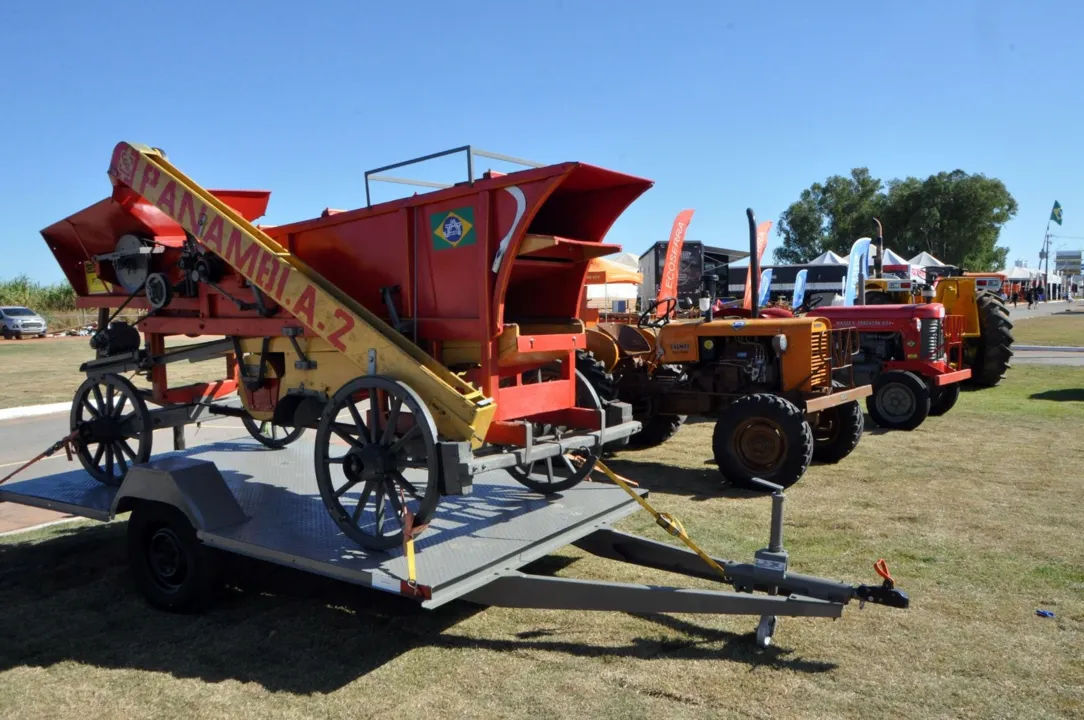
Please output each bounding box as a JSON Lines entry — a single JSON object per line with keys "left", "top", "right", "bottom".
{"left": 41, "top": 143, "right": 650, "bottom": 549}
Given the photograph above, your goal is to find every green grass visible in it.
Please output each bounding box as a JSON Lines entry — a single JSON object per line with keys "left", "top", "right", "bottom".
{"left": 1013, "top": 309, "right": 1084, "bottom": 347}
{"left": 1, "top": 366, "right": 1083, "bottom": 718}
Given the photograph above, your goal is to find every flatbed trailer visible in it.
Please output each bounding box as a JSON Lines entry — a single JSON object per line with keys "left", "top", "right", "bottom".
{"left": 0, "top": 432, "right": 907, "bottom": 647}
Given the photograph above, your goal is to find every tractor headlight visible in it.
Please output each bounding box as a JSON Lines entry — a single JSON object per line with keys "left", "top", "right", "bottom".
{"left": 772, "top": 334, "right": 788, "bottom": 355}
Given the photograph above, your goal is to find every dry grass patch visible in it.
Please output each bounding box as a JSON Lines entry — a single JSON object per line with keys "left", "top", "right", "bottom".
{"left": 0, "top": 335, "right": 228, "bottom": 409}
{"left": 0, "top": 366, "right": 1082, "bottom": 718}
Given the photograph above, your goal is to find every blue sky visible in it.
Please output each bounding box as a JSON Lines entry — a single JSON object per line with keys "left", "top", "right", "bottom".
{"left": 1, "top": 0, "right": 1080, "bottom": 283}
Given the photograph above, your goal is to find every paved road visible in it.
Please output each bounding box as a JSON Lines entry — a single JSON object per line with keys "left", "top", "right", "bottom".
{"left": 1011, "top": 348, "right": 1084, "bottom": 367}
{"left": 1005, "top": 299, "right": 1080, "bottom": 321}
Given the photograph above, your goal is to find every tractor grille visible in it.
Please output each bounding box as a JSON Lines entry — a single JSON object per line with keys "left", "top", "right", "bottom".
{"left": 810, "top": 329, "right": 830, "bottom": 387}
{"left": 919, "top": 318, "right": 942, "bottom": 360}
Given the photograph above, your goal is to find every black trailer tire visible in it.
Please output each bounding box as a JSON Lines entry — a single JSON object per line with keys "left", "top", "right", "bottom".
{"left": 967, "top": 291, "right": 1015, "bottom": 387}
{"left": 712, "top": 394, "right": 813, "bottom": 490}
{"left": 627, "top": 413, "right": 687, "bottom": 449}
{"left": 867, "top": 370, "right": 931, "bottom": 430}
{"left": 127, "top": 503, "right": 220, "bottom": 613}
{"left": 929, "top": 382, "right": 961, "bottom": 416}
{"left": 811, "top": 399, "right": 864, "bottom": 464}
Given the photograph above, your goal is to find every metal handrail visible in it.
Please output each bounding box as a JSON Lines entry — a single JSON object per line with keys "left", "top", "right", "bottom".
{"left": 364, "top": 146, "right": 544, "bottom": 207}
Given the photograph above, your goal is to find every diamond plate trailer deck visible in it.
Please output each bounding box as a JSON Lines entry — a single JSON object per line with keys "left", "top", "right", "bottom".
{"left": 0, "top": 436, "right": 908, "bottom": 645}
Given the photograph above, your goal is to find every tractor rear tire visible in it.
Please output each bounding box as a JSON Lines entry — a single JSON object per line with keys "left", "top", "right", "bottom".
{"left": 575, "top": 350, "right": 616, "bottom": 402}
{"left": 865, "top": 290, "right": 894, "bottom": 305}
{"left": 968, "top": 291, "right": 1014, "bottom": 388}
{"left": 867, "top": 370, "right": 931, "bottom": 430}
{"left": 712, "top": 394, "right": 813, "bottom": 490}
{"left": 929, "top": 383, "right": 961, "bottom": 416}
{"left": 811, "top": 398, "right": 864, "bottom": 464}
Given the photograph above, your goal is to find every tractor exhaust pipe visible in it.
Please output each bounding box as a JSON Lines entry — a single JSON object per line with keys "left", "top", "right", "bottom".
{"left": 873, "top": 217, "right": 884, "bottom": 279}
{"left": 747, "top": 208, "right": 759, "bottom": 319}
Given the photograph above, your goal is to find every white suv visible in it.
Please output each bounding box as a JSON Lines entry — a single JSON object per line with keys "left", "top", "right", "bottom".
{"left": 0, "top": 306, "right": 48, "bottom": 339}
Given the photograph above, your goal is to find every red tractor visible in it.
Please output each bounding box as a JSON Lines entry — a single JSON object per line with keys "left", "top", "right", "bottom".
{"left": 804, "top": 300, "right": 969, "bottom": 430}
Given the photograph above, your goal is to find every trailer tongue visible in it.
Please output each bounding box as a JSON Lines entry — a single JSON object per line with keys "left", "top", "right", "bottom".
{"left": 0, "top": 434, "right": 907, "bottom": 648}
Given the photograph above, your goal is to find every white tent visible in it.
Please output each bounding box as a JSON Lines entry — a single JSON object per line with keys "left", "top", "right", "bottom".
{"left": 808, "top": 250, "right": 846, "bottom": 265}
{"left": 881, "top": 248, "right": 911, "bottom": 265}
{"left": 609, "top": 252, "right": 640, "bottom": 269}
{"left": 909, "top": 251, "right": 945, "bottom": 266}
{"left": 1005, "top": 266, "right": 1035, "bottom": 282}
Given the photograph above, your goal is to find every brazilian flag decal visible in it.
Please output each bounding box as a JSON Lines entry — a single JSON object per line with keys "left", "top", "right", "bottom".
{"left": 431, "top": 207, "right": 476, "bottom": 250}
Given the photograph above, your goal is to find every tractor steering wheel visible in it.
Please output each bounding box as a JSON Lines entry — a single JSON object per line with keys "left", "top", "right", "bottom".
{"left": 797, "top": 294, "right": 825, "bottom": 314}
{"left": 639, "top": 297, "right": 677, "bottom": 328}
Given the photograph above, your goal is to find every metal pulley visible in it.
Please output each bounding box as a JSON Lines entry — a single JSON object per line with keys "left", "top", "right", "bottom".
{"left": 94, "top": 234, "right": 155, "bottom": 293}
{"left": 145, "top": 273, "right": 173, "bottom": 310}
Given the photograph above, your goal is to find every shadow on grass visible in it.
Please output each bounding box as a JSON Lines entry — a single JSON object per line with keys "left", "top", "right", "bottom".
{"left": 600, "top": 458, "right": 773, "bottom": 501}
{"left": 0, "top": 521, "right": 833, "bottom": 693}
{"left": 1029, "top": 388, "right": 1084, "bottom": 402}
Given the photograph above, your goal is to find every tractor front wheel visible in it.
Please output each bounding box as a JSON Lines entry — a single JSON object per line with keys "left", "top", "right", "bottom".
{"left": 712, "top": 394, "right": 813, "bottom": 490}
{"left": 929, "top": 382, "right": 961, "bottom": 416}
{"left": 811, "top": 399, "right": 864, "bottom": 464}
{"left": 867, "top": 370, "right": 931, "bottom": 430}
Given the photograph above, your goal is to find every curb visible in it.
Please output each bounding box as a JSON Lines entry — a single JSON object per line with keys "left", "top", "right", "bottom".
{"left": 0, "top": 402, "right": 72, "bottom": 422}
{"left": 1015, "top": 345, "right": 1084, "bottom": 353}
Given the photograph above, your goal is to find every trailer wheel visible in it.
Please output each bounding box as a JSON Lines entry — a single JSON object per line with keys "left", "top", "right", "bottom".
{"left": 314, "top": 376, "right": 440, "bottom": 551}
{"left": 929, "top": 383, "right": 961, "bottom": 416}
{"left": 71, "top": 373, "right": 152, "bottom": 485}
{"left": 508, "top": 369, "right": 602, "bottom": 494}
{"left": 967, "top": 291, "right": 1015, "bottom": 388}
{"left": 242, "top": 415, "right": 305, "bottom": 449}
{"left": 867, "top": 370, "right": 930, "bottom": 430}
{"left": 811, "top": 398, "right": 864, "bottom": 464}
{"left": 712, "top": 394, "right": 813, "bottom": 490}
{"left": 127, "top": 503, "right": 220, "bottom": 613}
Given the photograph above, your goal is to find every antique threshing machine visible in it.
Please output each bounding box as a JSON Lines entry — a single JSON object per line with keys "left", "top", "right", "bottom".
{"left": 41, "top": 143, "right": 651, "bottom": 549}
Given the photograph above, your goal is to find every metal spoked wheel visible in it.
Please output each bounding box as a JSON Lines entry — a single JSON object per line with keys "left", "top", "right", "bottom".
{"left": 71, "top": 373, "right": 152, "bottom": 485}
{"left": 242, "top": 414, "right": 305, "bottom": 449}
{"left": 506, "top": 367, "right": 602, "bottom": 494}
{"left": 314, "top": 375, "right": 440, "bottom": 551}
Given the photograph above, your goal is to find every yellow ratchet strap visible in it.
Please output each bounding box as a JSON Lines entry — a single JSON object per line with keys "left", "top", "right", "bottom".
{"left": 591, "top": 458, "right": 729, "bottom": 580}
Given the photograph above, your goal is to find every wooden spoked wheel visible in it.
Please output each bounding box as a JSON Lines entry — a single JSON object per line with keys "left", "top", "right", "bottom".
{"left": 242, "top": 415, "right": 305, "bottom": 449}
{"left": 506, "top": 367, "right": 601, "bottom": 494}
{"left": 314, "top": 376, "right": 440, "bottom": 550}
{"left": 70, "top": 373, "right": 152, "bottom": 485}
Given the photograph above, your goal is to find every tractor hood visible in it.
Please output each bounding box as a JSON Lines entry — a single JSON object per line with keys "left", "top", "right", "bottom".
{"left": 814, "top": 303, "right": 946, "bottom": 324}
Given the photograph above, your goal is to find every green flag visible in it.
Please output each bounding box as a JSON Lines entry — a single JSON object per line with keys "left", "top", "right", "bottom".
{"left": 1051, "top": 201, "right": 1063, "bottom": 226}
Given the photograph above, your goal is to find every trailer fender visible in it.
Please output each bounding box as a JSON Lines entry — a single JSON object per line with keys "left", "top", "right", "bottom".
{"left": 112, "top": 457, "right": 249, "bottom": 531}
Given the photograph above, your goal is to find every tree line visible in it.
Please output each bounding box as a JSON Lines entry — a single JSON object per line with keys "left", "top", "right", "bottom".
{"left": 773, "top": 168, "right": 1017, "bottom": 271}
